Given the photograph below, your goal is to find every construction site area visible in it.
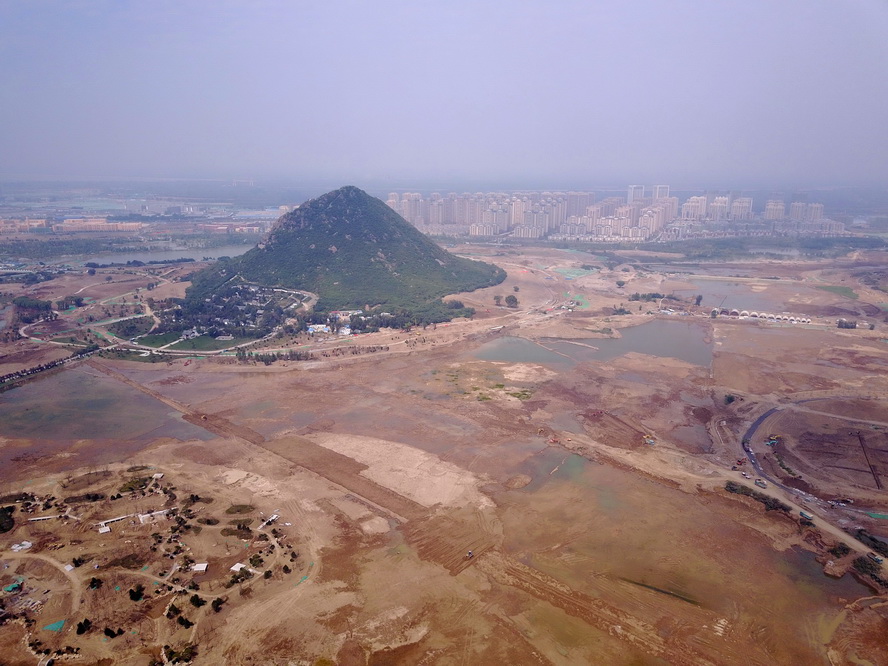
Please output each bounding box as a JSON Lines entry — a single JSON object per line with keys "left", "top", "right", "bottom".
{"left": 2, "top": 246, "right": 888, "bottom": 665}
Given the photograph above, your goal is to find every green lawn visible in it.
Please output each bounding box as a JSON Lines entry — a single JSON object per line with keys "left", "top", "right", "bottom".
{"left": 168, "top": 335, "right": 253, "bottom": 351}
{"left": 815, "top": 285, "right": 858, "bottom": 300}
{"left": 51, "top": 336, "right": 89, "bottom": 345}
{"left": 137, "top": 331, "right": 183, "bottom": 347}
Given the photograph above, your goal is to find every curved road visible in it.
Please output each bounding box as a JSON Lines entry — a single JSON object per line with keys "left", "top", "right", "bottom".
{"left": 740, "top": 402, "right": 888, "bottom": 571}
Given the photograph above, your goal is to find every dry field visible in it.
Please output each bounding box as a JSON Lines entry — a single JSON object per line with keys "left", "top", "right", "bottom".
{"left": 1, "top": 247, "right": 888, "bottom": 664}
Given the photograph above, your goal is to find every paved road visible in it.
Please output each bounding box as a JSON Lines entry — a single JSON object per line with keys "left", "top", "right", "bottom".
{"left": 739, "top": 404, "right": 887, "bottom": 573}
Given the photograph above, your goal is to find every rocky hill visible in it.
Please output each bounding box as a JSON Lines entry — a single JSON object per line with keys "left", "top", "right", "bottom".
{"left": 188, "top": 186, "right": 504, "bottom": 317}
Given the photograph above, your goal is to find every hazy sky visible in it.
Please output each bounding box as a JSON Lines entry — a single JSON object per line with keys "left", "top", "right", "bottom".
{"left": 2, "top": 1, "right": 887, "bottom": 189}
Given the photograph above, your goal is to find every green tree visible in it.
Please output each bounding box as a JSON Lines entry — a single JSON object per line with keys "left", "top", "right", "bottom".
{"left": 694, "top": 294, "right": 703, "bottom": 306}
{"left": 493, "top": 295, "right": 502, "bottom": 306}
{"left": 505, "top": 294, "right": 519, "bottom": 308}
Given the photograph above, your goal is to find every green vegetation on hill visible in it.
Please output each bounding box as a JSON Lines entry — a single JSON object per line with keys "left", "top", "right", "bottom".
{"left": 106, "top": 316, "right": 154, "bottom": 338}
{"left": 815, "top": 285, "right": 858, "bottom": 300}
{"left": 188, "top": 186, "right": 505, "bottom": 320}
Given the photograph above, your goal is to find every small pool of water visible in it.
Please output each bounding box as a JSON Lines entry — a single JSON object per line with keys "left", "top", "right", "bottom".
{"left": 474, "top": 336, "right": 574, "bottom": 366}
{"left": 779, "top": 546, "right": 871, "bottom": 600}
{"left": 674, "top": 278, "right": 784, "bottom": 312}
{"left": 475, "top": 320, "right": 712, "bottom": 367}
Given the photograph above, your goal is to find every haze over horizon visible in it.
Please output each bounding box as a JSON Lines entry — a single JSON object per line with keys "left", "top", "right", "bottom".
{"left": 2, "top": 1, "right": 887, "bottom": 190}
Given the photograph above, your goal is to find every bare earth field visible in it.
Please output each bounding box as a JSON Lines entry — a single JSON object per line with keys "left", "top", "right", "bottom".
{"left": 2, "top": 247, "right": 888, "bottom": 665}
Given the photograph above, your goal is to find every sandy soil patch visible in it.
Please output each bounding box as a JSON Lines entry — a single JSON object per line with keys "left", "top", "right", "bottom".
{"left": 307, "top": 432, "right": 494, "bottom": 510}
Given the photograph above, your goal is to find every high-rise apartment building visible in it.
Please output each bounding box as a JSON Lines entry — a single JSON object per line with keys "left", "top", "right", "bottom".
{"left": 806, "top": 203, "right": 824, "bottom": 221}
{"left": 681, "top": 196, "right": 707, "bottom": 220}
{"left": 566, "top": 192, "right": 594, "bottom": 218}
{"left": 627, "top": 185, "right": 644, "bottom": 204}
{"left": 789, "top": 202, "right": 807, "bottom": 221}
{"left": 730, "top": 198, "right": 753, "bottom": 220}
{"left": 652, "top": 185, "right": 669, "bottom": 200}
{"left": 708, "top": 197, "right": 729, "bottom": 221}
{"left": 764, "top": 200, "right": 786, "bottom": 220}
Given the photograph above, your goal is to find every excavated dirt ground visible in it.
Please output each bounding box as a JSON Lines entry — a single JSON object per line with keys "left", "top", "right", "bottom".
{"left": 2, "top": 247, "right": 888, "bottom": 665}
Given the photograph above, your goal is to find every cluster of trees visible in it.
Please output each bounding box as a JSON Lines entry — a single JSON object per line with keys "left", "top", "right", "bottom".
{"left": 853, "top": 529, "right": 888, "bottom": 558}
{"left": 724, "top": 481, "right": 790, "bottom": 512}
{"left": 57, "top": 295, "right": 85, "bottom": 310}
{"left": 11, "top": 295, "right": 53, "bottom": 323}
{"left": 493, "top": 294, "right": 519, "bottom": 307}
{"left": 627, "top": 292, "right": 670, "bottom": 302}
{"left": 852, "top": 556, "right": 888, "bottom": 588}
{"left": 0, "top": 269, "right": 60, "bottom": 285}
{"left": 107, "top": 316, "right": 154, "bottom": 339}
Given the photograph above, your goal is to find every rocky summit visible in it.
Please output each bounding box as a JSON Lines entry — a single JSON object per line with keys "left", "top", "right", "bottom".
{"left": 188, "top": 186, "right": 504, "bottom": 314}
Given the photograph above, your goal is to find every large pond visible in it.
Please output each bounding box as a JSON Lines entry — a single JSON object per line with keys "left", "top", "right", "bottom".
{"left": 474, "top": 319, "right": 712, "bottom": 367}
{"left": 0, "top": 367, "right": 212, "bottom": 470}
{"left": 672, "top": 278, "right": 784, "bottom": 312}
{"left": 50, "top": 244, "right": 253, "bottom": 266}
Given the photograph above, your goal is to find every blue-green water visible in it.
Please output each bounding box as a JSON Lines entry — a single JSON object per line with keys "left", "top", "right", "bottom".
{"left": 475, "top": 319, "right": 712, "bottom": 367}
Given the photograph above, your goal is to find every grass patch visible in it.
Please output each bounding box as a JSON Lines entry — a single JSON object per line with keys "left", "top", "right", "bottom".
{"left": 97, "top": 349, "right": 160, "bottom": 363}
{"left": 508, "top": 390, "right": 533, "bottom": 400}
{"left": 138, "top": 331, "right": 182, "bottom": 347}
{"left": 227, "top": 518, "right": 253, "bottom": 527}
{"left": 118, "top": 477, "right": 150, "bottom": 493}
{"left": 0, "top": 506, "right": 14, "bottom": 533}
{"left": 815, "top": 285, "right": 858, "bottom": 300}
{"left": 106, "top": 316, "right": 154, "bottom": 338}
{"left": 168, "top": 336, "right": 251, "bottom": 351}
{"left": 50, "top": 336, "right": 90, "bottom": 346}
{"left": 63, "top": 493, "right": 105, "bottom": 504}
{"left": 225, "top": 504, "right": 255, "bottom": 514}
{"left": 107, "top": 553, "right": 145, "bottom": 569}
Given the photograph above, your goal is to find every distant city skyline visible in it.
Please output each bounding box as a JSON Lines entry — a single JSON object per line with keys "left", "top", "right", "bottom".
{"left": 384, "top": 184, "right": 840, "bottom": 242}
{"left": 1, "top": 2, "right": 887, "bottom": 187}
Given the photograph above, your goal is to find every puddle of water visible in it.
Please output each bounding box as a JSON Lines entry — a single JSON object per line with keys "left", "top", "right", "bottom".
{"left": 547, "top": 320, "right": 712, "bottom": 366}
{"left": 673, "top": 278, "right": 783, "bottom": 312}
{"left": 473, "top": 336, "right": 574, "bottom": 366}
{"left": 548, "top": 412, "right": 584, "bottom": 434}
{"left": 778, "top": 546, "right": 871, "bottom": 601}
{"left": 475, "top": 320, "right": 712, "bottom": 367}
{"left": 0, "top": 367, "right": 211, "bottom": 470}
